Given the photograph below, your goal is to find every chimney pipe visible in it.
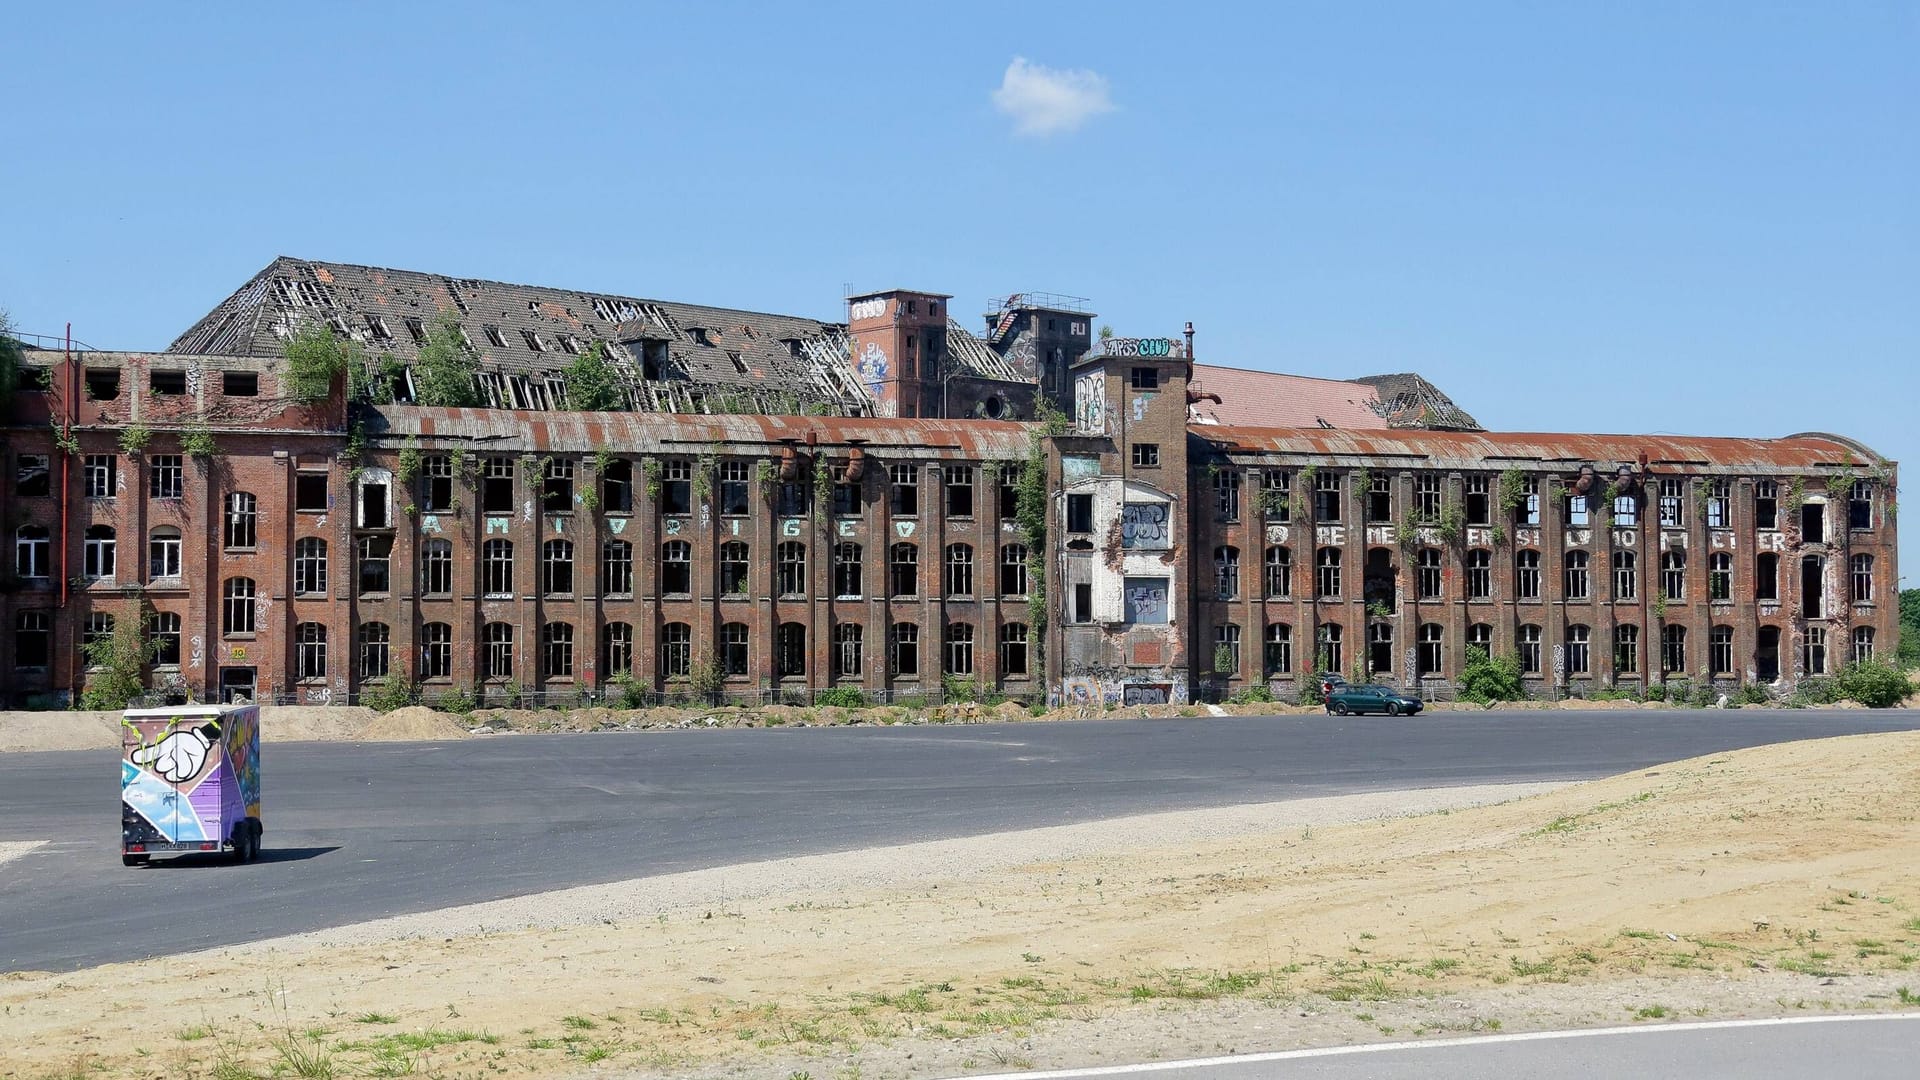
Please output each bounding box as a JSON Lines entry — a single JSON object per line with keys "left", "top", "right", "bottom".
{"left": 1183, "top": 321, "right": 1195, "bottom": 360}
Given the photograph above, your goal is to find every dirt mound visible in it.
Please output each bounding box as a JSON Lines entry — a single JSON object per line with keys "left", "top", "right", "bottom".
{"left": 261, "top": 705, "right": 374, "bottom": 741}
{"left": 357, "top": 706, "right": 472, "bottom": 741}
{"left": 0, "top": 710, "right": 122, "bottom": 752}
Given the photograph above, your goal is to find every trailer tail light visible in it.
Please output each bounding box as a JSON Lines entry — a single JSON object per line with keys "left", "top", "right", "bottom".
{"left": 127, "top": 844, "right": 145, "bottom": 853}
{"left": 201, "top": 842, "right": 218, "bottom": 850}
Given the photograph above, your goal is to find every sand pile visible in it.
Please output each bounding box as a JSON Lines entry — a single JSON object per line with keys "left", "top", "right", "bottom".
{"left": 356, "top": 706, "right": 472, "bottom": 741}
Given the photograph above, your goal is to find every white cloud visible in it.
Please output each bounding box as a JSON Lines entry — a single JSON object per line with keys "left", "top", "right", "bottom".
{"left": 991, "top": 56, "right": 1115, "bottom": 137}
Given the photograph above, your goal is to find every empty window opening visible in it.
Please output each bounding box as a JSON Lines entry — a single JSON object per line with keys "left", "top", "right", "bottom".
{"left": 662, "top": 459, "right": 693, "bottom": 515}
{"left": 1754, "top": 480, "right": 1777, "bottom": 529}
{"left": 1365, "top": 473, "right": 1390, "bottom": 523}
{"left": 1464, "top": 476, "right": 1490, "bottom": 526}
{"left": 601, "top": 459, "right": 632, "bottom": 512}
{"left": 422, "top": 455, "right": 453, "bottom": 512}
{"left": 945, "top": 466, "right": 974, "bottom": 518}
{"left": 720, "top": 460, "right": 751, "bottom": 515}
{"left": 1800, "top": 555, "right": 1822, "bottom": 618}
{"left": 1313, "top": 470, "right": 1343, "bottom": 522}
{"left": 1130, "top": 367, "right": 1159, "bottom": 390}
{"left": 150, "top": 369, "right": 187, "bottom": 396}
{"left": 727, "top": 351, "right": 748, "bottom": 374}
{"left": 404, "top": 318, "right": 428, "bottom": 345}
{"left": 359, "top": 535, "right": 392, "bottom": 595}
{"left": 15, "top": 454, "right": 51, "bottom": 497}
{"left": 1659, "top": 477, "right": 1685, "bottom": 528}
{"left": 364, "top": 315, "right": 393, "bottom": 341}
{"left": 1072, "top": 582, "right": 1094, "bottom": 625}
{"left": 222, "top": 370, "right": 259, "bottom": 396}
{"left": 360, "top": 480, "right": 389, "bottom": 529}
{"left": 662, "top": 541, "right": 692, "bottom": 595}
{"left": 520, "top": 329, "right": 545, "bottom": 352}
{"left": 1756, "top": 551, "right": 1779, "bottom": 601}
{"left": 542, "top": 539, "right": 575, "bottom": 594}
{"left": 1799, "top": 502, "right": 1824, "bottom": 544}
{"left": 1132, "top": 443, "right": 1159, "bottom": 468}
{"left": 85, "top": 369, "right": 121, "bottom": 400}
{"left": 1849, "top": 481, "right": 1873, "bottom": 530}
{"left": 483, "top": 457, "right": 515, "bottom": 513}
{"left": 296, "top": 471, "right": 329, "bottom": 512}
{"left": 482, "top": 325, "right": 506, "bottom": 348}
{"left": 543, "top": 458, "right": 575, "bottom": 512}
{"left": 1369, "top": 622, "right": 1394, "bottom": 677}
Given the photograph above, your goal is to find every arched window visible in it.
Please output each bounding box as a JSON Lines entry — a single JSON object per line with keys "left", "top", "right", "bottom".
{"left": 890, "top": 543, "right": 918, "bottom": 597}
{"left": 1467, "top": 623, "right": 1492, "bottom": 653}
{"left": 148, "top": 611, "right": 182, "bottom": 666}
{"left": 1214, "top": 546, "right": 1240, "bottom": 600}
{"left": 83, "top": 524, "right": 117, "bottom": 580}
{"left": 1614, "top": 624, "right": 1640, "bottom": 674}
{"left": 1417, "top": 548, "right": 1443, "bottom": 599}
{"left": 1518, "top": 625, "right": 1542, "bottom": 674}
{"left": 543, "top": 539, "right": 575, "bottom": 595}
{"left": 420, "top": 622, "right": 453, "bottom": 680}
{"left": 1417, "top": 623, "right": 1444, "bottom": 676}
{"left": 1213, "top": 623, "right": 1241, "bottom": 674}
{"left": 1612, "top": 551, "right": 1637, "bottom": 601}
{"left": 293, "top": 537, "right": 327, "bottom": 595}
{"left": 1756, "top": 551, "right": 1779, "bottom": 601}
{"left": 421, "top": 539, "right": 454, "bottom": 595}
{"left": 778, "top": 542, "right": 807, "bottom": 596}
{"left": 1000, "top": 544, "right": 1029, "bottom": 597}
{"left": 1368, "top": 622, "right": 1393, "bottom": 677}
{"left": 1851, "top": 553, "right": 1873, "bottom": 603}
{"left": 1316, "top": 548, "right": 1342, "bottom": 599}
{"left": 543, "top": 622, "right": 576, "bottom": 678}
{"left": 295, "top": 622, "right": 327, "bottom": 680}
{"left": 659, "top": 540, "right": 691, "bottom": 595}
{"left": 945, "top": 543, "right": 974, "bottom": 597}
{"left": 602, "top": 539, "right": 634, "bottom": 596}
{"left": 1564, "top": 550, "right": 1590, "bottom": 600}
{"left": 1515, "top": 549, "right": 1540, "bottom": 599}
{"left": 603, "top": 622, "right": 634, "bottom": 676}
{"left": 1264, "top": 546, "right": 1291, "bottom": 599}
{"left": 1566, "top": 624, "right": 1591, "bottom": 675}
{"left": 1464, "top": 549, "right": 1491, "bottom": 599}
{"left": 482, "top": 539, "right": 514, "bottom": 597}
{"left": 1661, "top": 550, "right": 1685, "bottom": 601}
{"left": 1852, "top": 626, "right": 1875, "bottom": 664}
{"left": 482, "top": 622, "right": 514, "bottom": 679}
{"left": 944, "top": 622, "right": 975, "bottom": 676}
{"left": 832, "top": 623, "right": 863, "bottom": 678}
{"left": 718, "top": 541, "right": 748, "bottom": 596}
{"left": 1265, "top": 624, "right": 1292, "bottom": 675}
{"left": 720, "top": 622, "right": 748, "bottom": 675}
{"left": 222, "top": 577, "right": 255, "bottom": 635}
{"left": 82, "top": 612, "right": 115, "bottom": 657}
{"left": 358, "top": 622, "right": 390, "bottom": 680}
{"left": 358, "top": 535, "right": 392, "bottom": 595}
{"left": 834, "top": 543, "right": 863, "bottom": 599}
{"left": 776, "top": 622, "right": 807, "bottom": 677}
{"left": 658, "top": 622, "right": 689, "bottom": 679}
{"left": 1708, "top": 552, "right": 1732, "bottom": 601}
{"left": 1662, "top": 624, "right": 1687, "bottom": 674}
{"left": 1803, "top": 625, "right": 1828, "bottom": 676}
{"left": 1000, "top": 623, "right": 1029, "bottom": 676}
{"left": 15, "top": 525, "right": 51, "bottom": 579}
{"left": 224, "top": 492, "right": 257, "bottom": 550}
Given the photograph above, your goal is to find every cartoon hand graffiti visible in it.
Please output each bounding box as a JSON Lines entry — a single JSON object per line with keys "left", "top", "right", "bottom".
{"left": 130, "top": 723, "right": 220, "bottom": 783}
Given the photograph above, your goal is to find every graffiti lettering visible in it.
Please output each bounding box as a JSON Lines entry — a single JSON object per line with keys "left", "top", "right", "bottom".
{"left": 1122, "top": 683, "right": 1169, "bottom": 706}
{"left": 486, "top": 516, "right": 511, "bottom": 534}
{"left": 837, "top": 520, "right": 856, "bottom": 537}
{"left": 1123, "top": 578, "right": 1169, "bottom": 624}
{"left": 848, "top": 298, "right": 887, "bottom": 320}
{"left": 188, "top": 635, "right": 204, "bottom": 669}
{"left": 1101, "top": 337, "right": 1173, "bottom": 358}
{"left": 782, "top": 518, "right": 803, "bottom": 537}
{"left": 1074, "top": 373, "right": 1106, "bottom": 434}
{"left": 665, "top": 517, "right": 683, "bottom": 535}
{"left": 1120, "top": 503, "right": 1170, "bottom": 550}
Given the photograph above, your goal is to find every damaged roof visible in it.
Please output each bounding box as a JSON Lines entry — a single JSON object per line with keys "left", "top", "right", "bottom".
{"left": 371, "top": 406, "right": 1035, "bottom": 458}
{"left": 1187, "top": 365, "right": 1483, "bottom": 432}
{"left": 1198, "top": 425, "right": 1888, "bottom": 473}
{"left": 167, "top": 257, "right": 874, "bottom": 414}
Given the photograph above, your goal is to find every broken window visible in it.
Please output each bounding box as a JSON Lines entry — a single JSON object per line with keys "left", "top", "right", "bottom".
{"left": 83, "top": 525, "right": 117, "bottom": 580}
{"left": 1566, "top": 493, "right": 1590, "bottom": 527}
{"left": 359, "top": 535, "right": 393, "bottom": 594}
{"left": 1071, "top": 582, "right": 1093, "bottom": 625}
{"left": 1417, "top": 623, "right": 1444, "bottom": 677}
{"left": 1612, "top": 551, "right": 1636, "bottom": 600}
{"left": 1756, "top": 551, "right": 1779, "bottom": 601}
{"left": 1265, "top": 624, "right": 1293, "bottom": 675}
{"left": 149, "top": 455, "right": 183, "bottom": 499}
{"left": 1464, "top": 476, "right": 1490, "bottom": 526}
{"left": 999, "top": 465, "right": 1019, "bottom": 518}
{"left": 1849, "top": 481, "right": 1873, "bottom": 530}
{"left": 1130, "top": 367, "right": 1159, "bottom": 390}
{"left": 662, "top": 459, "right": 692, "bottom": 515}
{"left": 1000, "top": 544, "right": 1028, "bottom": 596}
{"left": 1754, "top": 480, "right": 1777, "bottom": 529}
{"left": 149, "top": 369, "right": 187, "bottom": 396}
{"left": 1417, "top": 548, "right": 1443, "bottom": 599}
{"left": 1705, "top": 480, "right": 1730, "bottom": 528}
{"left": 1413, "top": 475, "right": 1442, "bottom": 520}
{"left": 1802, "top": 625, "right": 1827, "bottom": 676}
{"left": 1520, "top": 479, "right": 1540, "bottom": 525}
{"left": 1658, "top": 477, "right": 1684, "bottom": 528}
{"left": 833, "top": 542, "right": 863, "bottom": 598}
{"left": 1709, "top": 626, "right": 1734, "bottom": 675}
{"left": 404, "top": 318, "right": 428, "bottom": 345}
{"left": 890, "top": 543, "right": 918, "bottom": 597}
{"left": 482, "top": 325, "right": 506, "bottom": 348}
{"left": 720, "top": 460, "right": 751, "bottom": 515}
{"left": 84, "top": 454, "right": 116, "bottom": 498}
{"left": 222, "top": 370, "right": 258, "bottom": 396}
{"left": 1565, "top": 624, "right": 1590, "bottom": 675}
{"left": 225, "top": 492, "right": 257, "bottom": 550}
{"left": 1518, "top": 625, "right": 1542, "bottom": 675}
{"left": 775, "top": 622, "right": 807, "bottom": 678}
{"left": 1316, "top": 547, "right": 1342, "bottom": 599}
{"left": 945, "top": 466, "right": 974, "bottom": 518}
{"left": 1214, "top": 468, "right": 1241, "bottom": 522}
{"left": 1465, "top": 549, "right": 1492, "bottom": 598}
{"left": 296, "top": 470, "right": 329, "bottom": 511}
{"left": 363, "top": 315, "right": 392, "bottom": 341}
{"left": 777, "top": 477, "right": 810, "bottom": 517}
{"left": 1800, "top": 555, "right": 1823, "bottom": 618}
{"left": 999, "top": 623, "right": 1029, "bottom": 676}
{"left": 832, "top": 477, "right": 860, "bottom": 517}
{"left": 358, "top": 622, "right": 390, "bottom": 679}
{"left": 1131, "top": 443, "right": 1159, "bottom": 468}
{"left": 86, "top": 369, "right": 121, "bottom": 400}
{"left": 945, "top": 543, "right": 974, "bottom": 597}
{"left": 831, "top": 623, "right": 863, "bottom": 679}
{"left": 419, "top": 622, "right": 453, "bottom": 680}
{"left": 557, "top": 335, "right": 580, "bottom": 355}
{"left": 1313, "top": 470, "right": 1342, "bottom": 522}
{"left": 602, "top": 539, "right": 634, "bottom": 596}
{"left": 660, "top": 540, "right": 691, "bottom": 596}
{"left": 222, "top": 577, "right": 256, "bottom": 636}
{"left": 1214, "top": 545, "right": 1240, "bottom": 600}
{"left": 601, "top": 459, "right": 632, "bottom": 512}
{"left": 778, "top": 542, "right": 807, "bottom": 596}
{"left": 1851, "top": 553, "right": 1873, "bottom": 603}
{"left": 1214, "top": 624, "right": 1242, "bottom": 675}
{"left": 1067, "top": 493, "right": 1093, "bottom": 535}
{"left": 1709, "top": 552, "right": 1732, "bottom": 601}
{"left": 483, "top": 539, "right": 514, "bottom": 597}
{"left": 422, "top": 455, "right": 453, "bottom": 512}
{"left": 1263, "top": 470, "right": 1291, "bottom": 524}
{"left": 1662, "top": 624, "right": 1687, "bottom": 674}
{"left": 1515, "top": 549, "right": 1541, "bottom": 599}
{"left": 1612, "top": 492, "right": 1637, "bottom": 526}
{"left": 543, "top": 539, "right": 575, "bottom": 594}
{"left": 148, "top": 527, "right": 181, "bottom": 579}
{"left": 890, "top": 464, "right": 918, "bottom": 516}
{"left": 483, "top": 457, "right": 515, "bottom": 513}
{"left": 543, "top": 458, "right": 574, "bottom": 512}
{"left": 482, "top": 623, "right": 515, "bottom": 681}
{"left": 293, "top": 537, "right": 328, "bottom": 595}
{"left": 15, "top": 454, "right": 50, "bottom": 497}
{"left": 1365, "top": 472, "right": 1390, "bottom": 523}
{"left": 719, "top": 541, "right": 748, "bottom": 596}
{"left": 1662, "top": 550, "right": 1685, "bottom": 600}
{"left": 1614, "top": 624, "right": 1639, "bottom": 675}
{"left": 1564, "top": 551, "right": 1590, "bottom": 600}
{"left": 520, "top": 329, "right": 544, "bottom": 353}
{"left": 1852, "top": 626, "right": 1874, "bottom": 664}
{"left": 422, "top": 539, "right": 453, "bottom": 596}
{"left": 1799, "top": 502, "right": 1823, "bottom": 544}
{"left": 1265, "top": 546, "right": 1291, "bottom": 598}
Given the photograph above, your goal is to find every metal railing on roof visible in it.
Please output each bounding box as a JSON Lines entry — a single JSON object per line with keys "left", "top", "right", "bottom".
{"left": 986, "top": 292, "right": 1092, "bottom": 315}
{"left": 11, "top": 330, "right": 104, "bottom": 352}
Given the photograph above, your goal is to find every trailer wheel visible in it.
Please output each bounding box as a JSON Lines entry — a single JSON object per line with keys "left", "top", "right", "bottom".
{"left": 247, "top": 819, "right": 263, "bottom": 862}
{"left": 230, "top": 824, "right": 253, "bottom": 864}
{"left": 122, "top": 853, "right": 148, "bottom": 867}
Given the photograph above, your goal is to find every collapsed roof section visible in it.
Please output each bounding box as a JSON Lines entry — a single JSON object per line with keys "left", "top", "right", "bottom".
{"left": 166, "top": 257, "right": 876, "bottom": 416}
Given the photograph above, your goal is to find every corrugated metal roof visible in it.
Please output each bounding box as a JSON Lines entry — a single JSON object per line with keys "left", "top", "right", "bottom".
{"left": 1187, "top": 365, "right": 1392, "bottom": 429}
{"left": 1199, "top": 425, "right": 1887, "bottom": 471}
{"left": 371, "top": 406, "right": 1034, "bottom": 458}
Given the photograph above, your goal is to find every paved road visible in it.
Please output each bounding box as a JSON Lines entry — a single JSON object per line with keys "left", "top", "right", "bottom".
{"left": 946, "top": 1015, "right": 1920, "bottom": 1079}
{"left": 1, "top": 710, "right": 1915, "bottom": 972}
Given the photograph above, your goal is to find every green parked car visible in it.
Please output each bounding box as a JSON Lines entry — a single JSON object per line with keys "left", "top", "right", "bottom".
{"left": 1325, "top": 684, "right": 1425, "bottom": 716}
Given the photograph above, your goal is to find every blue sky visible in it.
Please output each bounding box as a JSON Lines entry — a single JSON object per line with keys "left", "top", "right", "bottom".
{"left": 4, "top": 3, "right": 1915, "bottom": 576}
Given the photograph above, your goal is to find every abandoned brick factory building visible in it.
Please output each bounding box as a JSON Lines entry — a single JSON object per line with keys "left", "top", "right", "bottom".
{"left": 0, "top": 257, "right": 1900, "bottom": 708}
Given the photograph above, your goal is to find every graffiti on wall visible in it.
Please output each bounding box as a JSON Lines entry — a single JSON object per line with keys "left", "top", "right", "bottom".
{"left": 1074, "top": 373, "right": 1106, "bottom": 434}
{"left": 1123, "top": 577, "right": 1170, "bottom": 624}
{"left": 1100, "top": 337, "right": 1173, "bottom": 358}
{"left": 855, "top": 341, "right": 889, "bottom": 397}
{"left": 1121, "top": 503, "right": 1170, "bottom": 550}
{"left": 849, "top": 297, "right": 887, "bottom": 321}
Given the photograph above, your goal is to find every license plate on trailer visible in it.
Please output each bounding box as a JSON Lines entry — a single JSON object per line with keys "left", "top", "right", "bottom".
{"left": 126, "top": 842, "right": 219, "bottom": 853}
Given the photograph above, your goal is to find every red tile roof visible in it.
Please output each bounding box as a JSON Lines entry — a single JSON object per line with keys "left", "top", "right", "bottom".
{"left": 1187, "top": 365, "right": 1391, "bottom": 429}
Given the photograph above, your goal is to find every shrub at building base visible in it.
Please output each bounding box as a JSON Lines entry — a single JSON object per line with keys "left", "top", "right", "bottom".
{"left": 1457, "top": 646, "right": 1524, "bottom": 705}
{"left": 361, "top": 678, "right": 418, "bottom": 714}
{"left": 813, "top": 687, "right": 867, "bottom": 709}
{"left": 1832, "top": 660, "right": 1914, "bottom": 708}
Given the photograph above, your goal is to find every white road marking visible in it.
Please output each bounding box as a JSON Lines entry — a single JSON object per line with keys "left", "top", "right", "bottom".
{"left": 943, "top": 1013, "right": 1920, "bottom": 1079}
{"left": 0, "top": 840, "right": 49, "bottom": 869}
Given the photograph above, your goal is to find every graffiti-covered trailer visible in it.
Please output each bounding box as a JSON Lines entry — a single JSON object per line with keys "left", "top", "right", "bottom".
{"left": 120, "top": 704, "right": 262, "bottom": 866}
